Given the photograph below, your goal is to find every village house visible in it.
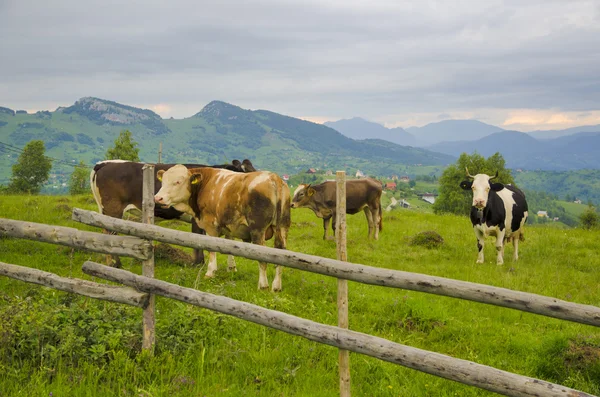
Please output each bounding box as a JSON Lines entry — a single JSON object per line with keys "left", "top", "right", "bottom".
{"left": 355, "top": 170, "right": 365, "bottom": 178}
{"left": 399, "top": 176, "right": 410, "bottom": 183}
{"left": 385, "top": 182, "right": 397, "bottom": 190}
{"left": 537, "top": 211, "right": 548, "bottom": 218}
{"left": 420, "top": 193, "right": 436, "bottom": 204}
{"left": 306, "top": 168, "right": 317, "bottom": 174}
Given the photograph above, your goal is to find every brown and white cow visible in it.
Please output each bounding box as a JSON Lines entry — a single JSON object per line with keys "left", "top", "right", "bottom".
{"left": 155, "top": 165, "right": 291, "bottom": 291}
{"left": 291, "top": 178, "right": 383, "bottom": 240}
{"left": 90, "top": 159, "right": 255, "bottom": 267}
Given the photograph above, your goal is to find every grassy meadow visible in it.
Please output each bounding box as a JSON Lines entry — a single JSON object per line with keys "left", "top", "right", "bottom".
{"left": 0, "top": 194, "right": 599, "bottom": 396}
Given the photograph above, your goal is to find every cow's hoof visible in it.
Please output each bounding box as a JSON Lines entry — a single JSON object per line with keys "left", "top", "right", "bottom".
{"left": 496, "top": 261, "right": 504, "bottom": 266}
{"left": 258, "top": 284, "right": 270, "bottom": 290}
{"left": 476, "top": 260, "right": 484, "bottom": 264}
{"left": 272, "top": 287, "right": 282, "bottom": 293}
{"left": 204, "top": 273, "right": 215, "bottom": 279}
{"left": 227, "top": 267, "right": 237, "bottom": 272}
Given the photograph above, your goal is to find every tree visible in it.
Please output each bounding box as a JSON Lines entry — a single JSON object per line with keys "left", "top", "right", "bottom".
{"left": 69, "top": 161, "right": 90, "bottom": 195}
{"left": 433, "top": 152, "right": 515, "bottom": 215}
{"left": 105, "top": 130, "right": 140, "bottom": 161}
{"left": 8, "top": 140, "right": 53, "bottom": 194}
{"left": 408, "top": 180, "right": 416, "bottom": 188}
{"left": 579, "top": 204, "right": 599, "bottom": 230}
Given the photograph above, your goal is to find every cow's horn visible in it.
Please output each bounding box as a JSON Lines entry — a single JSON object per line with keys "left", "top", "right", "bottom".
{"left": 465, "top": 167, "right": 475, "bottom": 179}
{"left": 489, "top": 171, "right": 499, "bottom": 180}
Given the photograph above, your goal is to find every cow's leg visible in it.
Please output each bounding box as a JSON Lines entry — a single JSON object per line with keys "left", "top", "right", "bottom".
{"left": 205, "top": 251, "right": 218, "bottom": 278}
{"left": 474, "top": 228, "right": 485, "bottom": 264}
{"left": 496, "top": 229, "right": 506, "bottom": 265}
{"left": 331, "top": 214, "right": 338, "bottom": 240}
{"left": 103, "top": 229, "right": 122, "bottom": 268}
{"left": 323, "top": 217, "right": 334, "bottom": 240}
{"left": 227, "top": 255, "right": 237, "bottom": 272}
{"left": 251, "top": 231, "right": 269, "bottom": 290}
{"left": 363, "top": 207, "right": 375, "bottom": 239}
{"left": 271, "top": 225, "right": 288, "bottom": 292}
{"left": 191, "top": 221, "right": 206, "bottom": 265}
{"left": 512, "top": 232, "right": 520, "bottom": 261}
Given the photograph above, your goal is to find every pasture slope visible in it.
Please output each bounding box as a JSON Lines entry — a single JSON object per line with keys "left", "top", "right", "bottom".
{"left": 0, "top": 194, "right": 599, "bottom": 396}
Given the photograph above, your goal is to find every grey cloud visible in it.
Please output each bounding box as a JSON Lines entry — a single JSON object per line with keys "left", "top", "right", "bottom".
{"left": 0, "top": 0, "right": 599, "bottom": 126}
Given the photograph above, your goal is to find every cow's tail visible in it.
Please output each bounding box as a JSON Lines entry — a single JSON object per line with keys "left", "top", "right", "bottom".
{"left": 90, "top": 163, "right": 104, "bottom": 213}
{"left": 378, "top": 202, "right": 383, "bottom": 231}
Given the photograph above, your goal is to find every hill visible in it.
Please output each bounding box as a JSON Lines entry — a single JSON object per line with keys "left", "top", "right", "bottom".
{"left": 324, "top": 117, "right": 416, "bottom": 146}
{"left": 426, "top": 130, "right": 600, "bottom": 170}
{"left": 0, "top": 98, "right": 455, "bottom": 189}
{"left": 406, "top": 119, "right": 505, "bottom": 146}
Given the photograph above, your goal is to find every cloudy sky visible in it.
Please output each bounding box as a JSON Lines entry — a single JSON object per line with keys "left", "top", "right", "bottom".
{"left": 1, "top": 0, "right": 599, "bottom": 132}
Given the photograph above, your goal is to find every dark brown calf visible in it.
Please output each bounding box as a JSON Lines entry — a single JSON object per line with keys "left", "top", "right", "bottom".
{"left": 291, "top": 178, "right": 383, "bottom": 240}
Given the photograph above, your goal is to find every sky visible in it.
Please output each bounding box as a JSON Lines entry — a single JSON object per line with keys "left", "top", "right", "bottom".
{"left": 1, "top": 0, "right": 599, "bottom": 132}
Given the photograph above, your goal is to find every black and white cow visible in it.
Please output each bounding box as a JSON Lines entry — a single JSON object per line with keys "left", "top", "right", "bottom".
{"left": 460, "top": 168, "right": 528, "bottom": 265}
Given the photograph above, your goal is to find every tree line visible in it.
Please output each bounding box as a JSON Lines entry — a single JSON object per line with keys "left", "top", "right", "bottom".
{"left": 1, "top": 136, "right": 598, "bottom": 230}
{"left": 0, "top": 130, "right": 139, "bottom": 195}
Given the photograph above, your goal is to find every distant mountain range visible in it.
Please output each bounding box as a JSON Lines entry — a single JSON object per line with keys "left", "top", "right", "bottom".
{"left": 0, "top": 97, "right": 454, "bottom": 187}
{"left": 325, "top": 117, "right": 600, "bottom": 170}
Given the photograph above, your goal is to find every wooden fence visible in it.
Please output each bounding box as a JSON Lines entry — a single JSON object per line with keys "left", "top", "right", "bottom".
{"left": 0, "top": 172, "right": 599, "bottom": 396}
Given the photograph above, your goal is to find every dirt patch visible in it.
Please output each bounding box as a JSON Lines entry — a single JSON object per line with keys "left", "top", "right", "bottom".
{"left": 154, "top": 243, "right": 194, "bottom": 266}
{"left": 292, "top": 221, "right": 318, "bottom": 228}
{"left": 54, "top": 204, "right": 72, "bottom": 213}
{"left": 564, "top": 339, "right": 600, "bottom": 371}
{"left": 409, "top": 231, "right": 444, "bottom": 249}
{"left": 398, "top": 316, "right": 445, "bottom": 333}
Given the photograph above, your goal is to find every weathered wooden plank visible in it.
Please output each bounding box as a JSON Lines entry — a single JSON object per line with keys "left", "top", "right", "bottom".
{"left": 141, "top": 164, "right": 156, "bottom": 352}
{"left": 72, "top": 208, "right": 600, "bottom": 327}
{"left": 336, "top": 171, "right": 351, "bottom": 397}
{"left": 0, "top": 218, "right": 152, "bottom": 260}
{"left": 81, "top": 261, "right": 595, "bottom": 397}
{"left": 0, "top": 261, "right": 149, "bottom": 308}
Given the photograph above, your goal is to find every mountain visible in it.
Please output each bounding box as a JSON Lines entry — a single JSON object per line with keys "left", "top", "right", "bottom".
{"left": 406, "top": 120, "right": 505, "bottom": 146}
{"left": 0, "top": 98, "right": 455, "bottom": 189}
{"left": 528, "top": 124, "right": 600, "bottom": 140}
{"left": 324, "top": 117, "right": 416, "bottom": 146}
{"left": 426, "top": 130, "right": 600, "bottom": 170}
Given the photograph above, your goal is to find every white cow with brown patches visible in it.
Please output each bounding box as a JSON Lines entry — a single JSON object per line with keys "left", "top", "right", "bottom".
{"left": 155, "top": 165, "right": 291, "bottom": 291}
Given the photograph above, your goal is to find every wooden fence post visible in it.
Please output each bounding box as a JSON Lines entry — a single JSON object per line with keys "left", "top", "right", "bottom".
{"left": 142, "top": 164, "right": 155, "bottom": 352}
{"left": 336, "top": 171, "right": 350, "bottom": 397}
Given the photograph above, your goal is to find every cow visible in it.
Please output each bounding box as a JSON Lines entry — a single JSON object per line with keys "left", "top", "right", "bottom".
{"left": 290, "top": 178, "right": 383, "bottom": 240}
{"left": 90, "top": 159, "right": 256, "bottom": 267}
{"left": 460, "top": 168, "right": 528, "bottom": 265}
{"left": 154, "top": 165, "right": 291, "bottom": 291}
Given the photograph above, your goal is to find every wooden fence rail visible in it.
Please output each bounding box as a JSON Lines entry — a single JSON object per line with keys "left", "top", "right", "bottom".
{"left": 0, "top": 261, "right": 149, "bottom": 308}
{"left": 81, "top": 261, "right": 594, "bottom": 397}
{"left": 72, "top": 208, "right": 600, "bottom": 328}
{"left": 0, "top": 218, "right": 152, "bottom": 260}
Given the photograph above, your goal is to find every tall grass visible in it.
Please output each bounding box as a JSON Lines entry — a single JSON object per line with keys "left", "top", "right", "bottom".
{"left": 0, "top": 194, "right": 599, "bottom": 396}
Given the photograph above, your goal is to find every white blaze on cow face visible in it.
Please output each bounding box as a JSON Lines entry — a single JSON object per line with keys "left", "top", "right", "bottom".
{"left": 291, "top": 184, "right": 311, "bottom": 208}
{"left": 470, "top": 174, "right": 492, "bottom": 209}
{"left": 154, "top": 164, "right": 193, "bottom": 209}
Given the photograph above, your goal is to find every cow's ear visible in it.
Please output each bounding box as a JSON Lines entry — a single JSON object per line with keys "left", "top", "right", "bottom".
{"left": 190, "top": 173, "right": 202, "bottom": 185}
{"left": 157, "top": 170, "right": 165, "bottom": 182}
{"left": 490, "top": 182, "right": 504, "bottom": 191}
{"left": 308, "top": 187, "right": 315, "bottom": 196}
{"left": 459, "top": 181, "right": 472, "bottom": 190}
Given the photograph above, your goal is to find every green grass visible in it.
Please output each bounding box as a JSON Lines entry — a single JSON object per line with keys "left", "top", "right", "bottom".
{"left": 1, "top": 194, "right": 599, "bottom": 396}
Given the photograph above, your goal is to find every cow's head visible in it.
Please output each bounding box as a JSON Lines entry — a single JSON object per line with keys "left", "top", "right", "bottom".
{"left": 460, "top": 168, "right": 504, "bottom": 209}
{"left": 155, "top": 164, "right": 201, "bottom": 207}
{"left": 290, "top": 184, "right": 315, "bottom": 208}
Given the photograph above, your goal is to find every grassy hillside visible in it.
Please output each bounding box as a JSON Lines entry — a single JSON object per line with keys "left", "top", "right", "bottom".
{"left": 514, "top": 169, "right": 600, "bottom": 205}
{"left": 0, "top": 98, "right": 454, "bottom": 189}
{"left": 1, "top": 194, "right": 598, "bottom": 396}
